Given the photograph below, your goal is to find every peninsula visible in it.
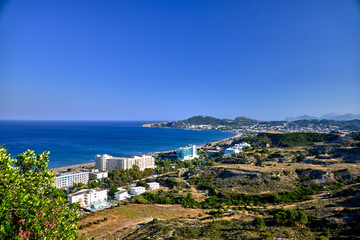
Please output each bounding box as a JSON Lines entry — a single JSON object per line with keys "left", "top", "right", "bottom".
{"left": 143, "top": 115, "right": 360, "bottom": 133}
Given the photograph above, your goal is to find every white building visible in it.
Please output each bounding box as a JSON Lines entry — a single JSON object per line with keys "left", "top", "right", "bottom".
{"left": 114, "top": 188, "right": 130, "bottom": 201}
{"left": 224, "top": 142, "right": 251, "bottom": 156}
{"left": 129, "top": 186, "right": 146, "bottom": 195}
{"left": 176, "top": 145, "right": 199, "bottom": 161}
{"left": 224, "top": 148, "right": 240, "bottom": 156}
{"left": 68, "top": 188, "right": 108, "bottom": 207}
{"left": 89, "top": 170, "right": 108, "bottom": 180}
{"left": 95, "top": 154, "right": 155, "bottom": 171}
{"left": 55, "top": 169, "right": 89, "bottom": 188}
{"left": 147, "top": 182, "right": 160, "bottom": 191}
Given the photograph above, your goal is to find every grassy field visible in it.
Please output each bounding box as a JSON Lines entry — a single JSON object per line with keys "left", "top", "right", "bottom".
{"left": 79, "top": 204, "right": 205, "bottom": 239}
{"left": 215, "top": 161, "right": 360, "bottom": 173}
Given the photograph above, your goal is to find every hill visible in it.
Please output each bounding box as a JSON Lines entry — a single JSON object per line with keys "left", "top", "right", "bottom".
{"left": 286, "top": 113, "right": 360, "bottom": 121}
{"left": 79, "top": 132, "right": 360, "bottom": 240}
{"left": 143, "top": 116, "right": 360, "bottom": 132}
{"left": 142, "top": 115, "right": 260, "bottom": 129}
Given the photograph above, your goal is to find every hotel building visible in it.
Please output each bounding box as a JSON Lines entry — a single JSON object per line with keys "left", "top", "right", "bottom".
{"left": 114, "top": 188, "right": 130, "bottom": 201}
{"left": 54, "top": 170, "right": 89, "bottom": 189}
{"left": 68, "top": 188, "right": 108, "bottom": 207}
{"left": 147, "top": 182, "right": 160, "bottom": 191}
{"left": 224, "top": 142, "right": 251, "bottom": 156}
{"left": 95, "top": 154, "right": 155, "bottom": 171}
{"left": 89, "top": 170, "right": 108, "bottom": 180}
{"left": 176, "top": 145, "right": 199, "bottom": 161}
{"left": 129, "top": 186, "right": 146, "bottom": 195}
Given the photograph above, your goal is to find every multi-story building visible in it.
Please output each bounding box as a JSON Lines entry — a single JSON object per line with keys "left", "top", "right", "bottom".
{"left": 95, "top": 154, "right": 155, "bottom": 171}
{"left": 54, "top": 169, "right": 89, "bottom": 188}
{"left": 89, "top": 170, "right": 108, "bottom": 180}
{"left": 147, "top": 182, "right": 160, "bottom": 191}
{"left": 114, "top": 188, "right": 130, "bottom": 201}
{"left": 68, "top": 188, "right": 108, "bottom": 207}
{"left": 224, "top": 142, "right": 251, "bottom": 156}
{"left": 176, "top": 145, "right": 199, "bottom": 161}
{"left": 129, "top": 186, "right": 146, "bottom": 195}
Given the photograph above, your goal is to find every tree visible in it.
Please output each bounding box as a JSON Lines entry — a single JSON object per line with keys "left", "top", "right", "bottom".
{"left": 253, "top": 217, "right": 265, "bottom": 230}
{"left": 130, "top": 164, "right": 141, "bottom": 180}
{"left": 242, "top": 146, "right": 252, "bottom": 152}
{"left": 109, "top": 186, "right": 118, "bottom": 196}
{"left": 136, "top": 181, "right": 149, "bottom": 188}
{"left": 0, "top": 148, "right": 78, "bottom": 239}
{"left": 273, "top": 209, "right": 308, "bottom": 226}
{"left": 297, "top": 210, "right": 308, "bottom": 225}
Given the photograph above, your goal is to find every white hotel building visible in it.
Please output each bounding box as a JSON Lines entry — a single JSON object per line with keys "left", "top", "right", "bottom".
{"left": 129, "top": 186, "right": 146, "bottom": 195}
{"left": 95, "top": 154, "right": 155, "bottom": 171}
{"left": 89, "top": 170, "right": 108, "bottom": 180}
{"left": 224, "top": 142, "right": 251, "bottom": 156}
{"left": 147, "top": 182, "right": 160, "bottom": 191}
{"left": 55, "top": 170, "right": 89, "bottom": 188}
{"left": 114, "top": 188, "right": 130, "bottom": 201}
{"left": 68, "top": 188, "right": 108, "bottom": 207}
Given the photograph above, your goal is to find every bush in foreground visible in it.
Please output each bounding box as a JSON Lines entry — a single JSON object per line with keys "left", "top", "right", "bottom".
{"left": 0, "top": 148, "right": 78, "bottom": 239}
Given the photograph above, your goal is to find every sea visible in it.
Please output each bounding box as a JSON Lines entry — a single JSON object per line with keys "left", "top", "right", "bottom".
{"left": 0, "top": 121, "right": 235, "bottom": 168}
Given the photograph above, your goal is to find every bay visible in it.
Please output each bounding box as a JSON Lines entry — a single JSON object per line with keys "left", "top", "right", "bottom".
{"left": 0, "top": 121, "right": 235, "bottom": 168}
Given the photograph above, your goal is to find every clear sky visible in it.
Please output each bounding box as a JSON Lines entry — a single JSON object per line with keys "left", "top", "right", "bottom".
{"left": 0, "top": 0, "right": 359, "bottom": 121}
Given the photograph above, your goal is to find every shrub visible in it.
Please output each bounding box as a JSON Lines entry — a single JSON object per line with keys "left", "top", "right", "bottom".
{"left": 132, "top": 194, "right": 149, "bottom": 204}
{"left": 253, "top": 217, "right": 265, "bottom": 230}
{"left": 0, "top": 149, "right": 78, "bottom": 239}
{"left": 273, "top": 209, "right": 308, "bottom": 226}
{"left": 260, "top": 232, "right": 274, "bottom": 240}
{"left": 315, "top": 236, "right": 329, "bottom": 240}
{"left": 283, "top": 170, "right": 290, "bottom": 176}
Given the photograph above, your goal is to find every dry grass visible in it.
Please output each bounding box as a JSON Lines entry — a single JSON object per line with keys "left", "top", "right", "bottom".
{"left": 79, "top": 204, "right": 205, "bottom": 239}
{"left": 214, "top": 162, "right": 360, "bottom": 173}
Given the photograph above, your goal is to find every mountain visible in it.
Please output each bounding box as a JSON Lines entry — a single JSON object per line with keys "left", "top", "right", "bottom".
{"left": 286, "top": 113, "right": 360, "bottom": 121}
{"left": 142, "top": 115, "right": 260, "bottom": 129}
{"left": 143, "top": 115, "right": 360, "bottom": 132}
{"left": 286, "top": 115, "right": 317, "bottom": 121}
{"left": 234, "top": 116, "right": 261, "bottom": 124}
{"left": 328, "top": 114, "right": 360, "bottom": 121}
{"left": 321, "top": 113, "right": 340, "bottom": 119}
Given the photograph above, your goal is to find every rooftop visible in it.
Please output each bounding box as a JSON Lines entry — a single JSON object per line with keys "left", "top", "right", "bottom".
{"left": 55, "top": 169, "right": 90, "bottom": 177}
{"left": 68, "top": 188, "right": 107, "bottom": 197}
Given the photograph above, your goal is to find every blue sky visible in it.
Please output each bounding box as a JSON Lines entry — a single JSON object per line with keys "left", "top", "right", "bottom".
{"left": 0, "top": 0, "right": 359, "bottom": 121}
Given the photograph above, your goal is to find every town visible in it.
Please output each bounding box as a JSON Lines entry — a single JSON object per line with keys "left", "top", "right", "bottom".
{"left": 143, "top": 115, "right": 360, "bottom": 134}
{"left": 2, "top": 130, "right": 359, "bottom": 239}
{"left": 54, "top": 142, "right": 252, "bottom": 212}
{"left": 57, "top": 131, "right": 360, "bottom": 239}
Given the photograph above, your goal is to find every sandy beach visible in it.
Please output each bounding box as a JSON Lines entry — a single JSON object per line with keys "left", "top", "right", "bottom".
{"left": 51, "top": 162, "right": 95, "bottom": 173}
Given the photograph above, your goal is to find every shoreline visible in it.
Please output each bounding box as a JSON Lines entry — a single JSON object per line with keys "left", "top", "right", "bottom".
{"left": 51, "top": 162, "right": 95, "bottom": 173}
{"left": 198, "top": 132, "right": 241, "bottom": 147}
{"left": 51, "top": 131, "right": 241, "bottom": 172}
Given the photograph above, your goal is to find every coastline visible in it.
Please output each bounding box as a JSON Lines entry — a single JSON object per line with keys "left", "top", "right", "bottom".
{"left": 50, "top": 131, "right": 241, "bottom": 172}
{"left": 197, "top": 131, "right": 241, "bottom": 147}
{"left": 51, "top": 162, "right": 95, "bottom": 173}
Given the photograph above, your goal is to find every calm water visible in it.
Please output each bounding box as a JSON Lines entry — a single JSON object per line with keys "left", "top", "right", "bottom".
{"left": 0, "top": 121, "right": 235, "bottom": 168}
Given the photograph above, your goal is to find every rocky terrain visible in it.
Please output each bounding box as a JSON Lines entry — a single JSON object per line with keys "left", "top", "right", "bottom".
{"left": 79, "top": 132, "right": 360, "bottom": 239}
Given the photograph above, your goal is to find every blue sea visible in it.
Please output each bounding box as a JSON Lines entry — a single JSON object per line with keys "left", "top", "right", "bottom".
{"left": 0, "top": 121, "right": 235, "bottom": 168}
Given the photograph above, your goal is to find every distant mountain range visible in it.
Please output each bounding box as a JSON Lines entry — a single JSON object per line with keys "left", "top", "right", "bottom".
{"left": 142, "top": 115, "right": 260, "bottom": 128}
{"left": 143, "top": 115, "right": 360, "bottom": 132}
{"left": 285, "top": 113, "right": 360, "bottom": 122}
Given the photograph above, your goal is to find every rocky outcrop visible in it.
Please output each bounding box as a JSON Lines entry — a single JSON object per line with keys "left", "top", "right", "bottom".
{"left": 296, "top": 169, "right": 335, "bottom": 184}
{"left": 335, "top": 147, "right": 360, "bottom": 163}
